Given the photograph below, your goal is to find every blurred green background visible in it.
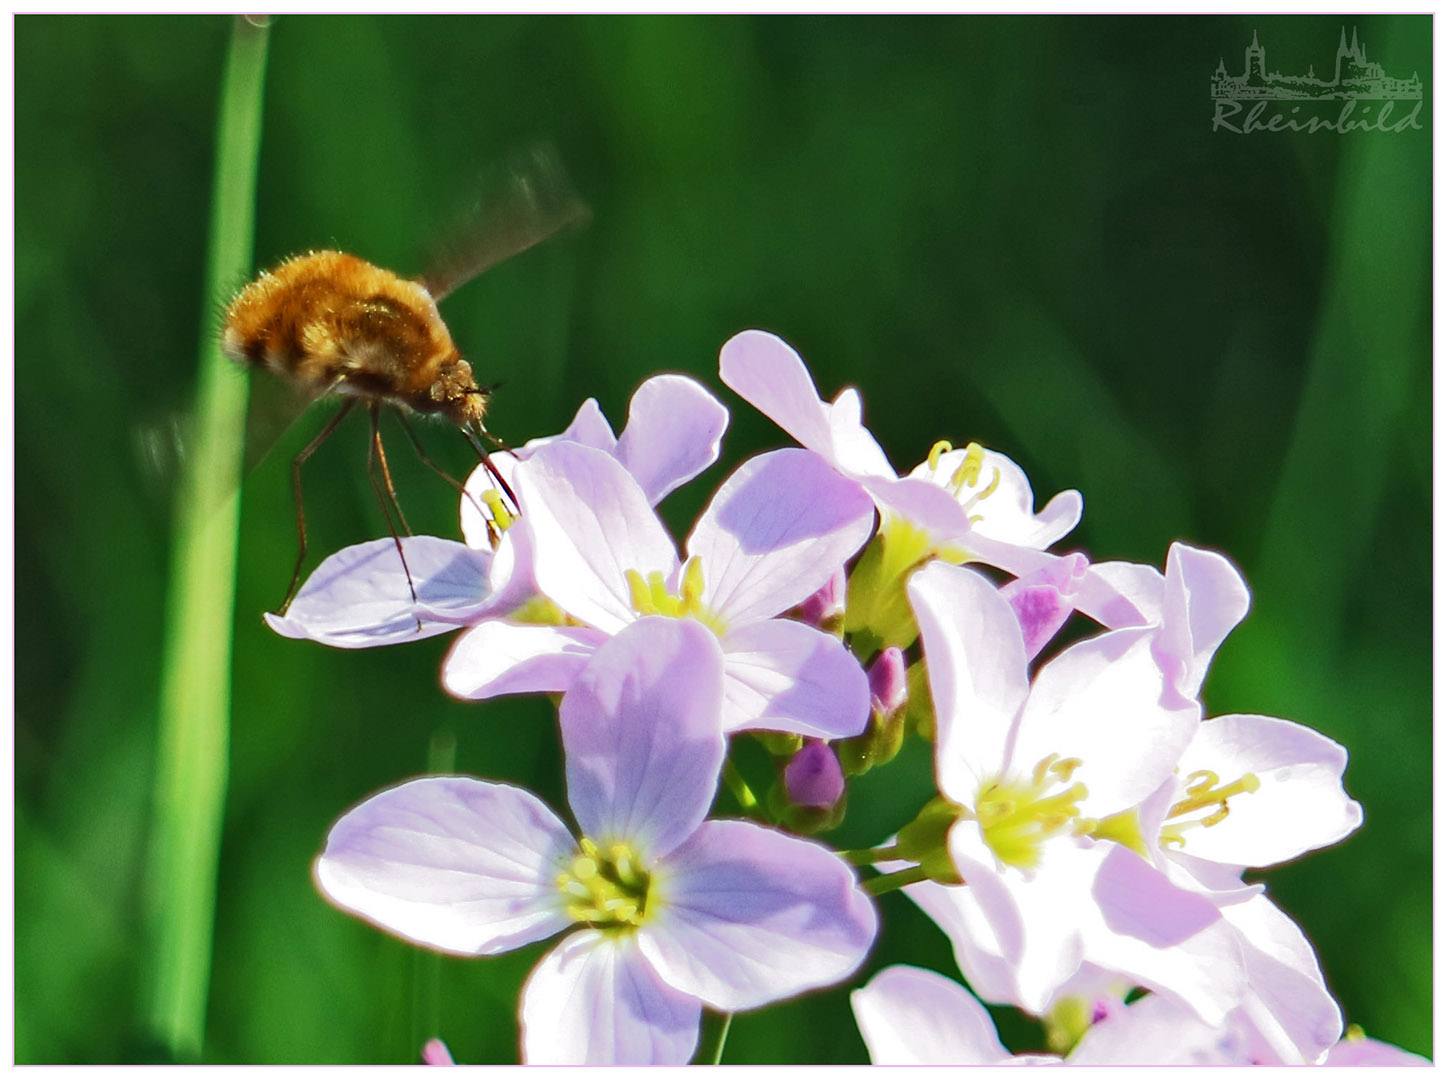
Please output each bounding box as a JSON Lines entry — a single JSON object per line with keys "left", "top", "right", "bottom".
{"left": 15, "top": 14, "right": 1430, "bottom": 1064}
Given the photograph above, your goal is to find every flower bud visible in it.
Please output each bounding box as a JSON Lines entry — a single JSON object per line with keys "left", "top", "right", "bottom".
{"left": 793, "top": 566, "right": 847, "bottom": 635}
{"left": 868, "top": 646, "right": 908, "bottom": 716}
{"left": 422, "top": 1039, "right": 455, "bottom": 1066}
{"left": 784, "top": 739, "right": 845, "bottom": 809}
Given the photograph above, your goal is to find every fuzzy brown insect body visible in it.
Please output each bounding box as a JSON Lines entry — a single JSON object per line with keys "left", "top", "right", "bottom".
{"left": 221, "top": 249, "right": 490, "bottom": 427}
{"left": 221, "top": 143, "right": 587, "bottom": 617}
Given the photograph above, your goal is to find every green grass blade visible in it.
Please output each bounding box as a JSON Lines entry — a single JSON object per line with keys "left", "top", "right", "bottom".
{"left": 143, "top": 15, "right": 270, "bottom": 1061}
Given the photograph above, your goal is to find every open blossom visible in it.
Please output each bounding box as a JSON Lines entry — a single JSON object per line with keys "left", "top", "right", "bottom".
{"left": 1122, "top": 711, "right": 1364, "bottom": 1063}
{"left": 851, "top": 965, "right": 1264, "bottom": 1066}
{"left": 901, "top": 559, "right": 1250, "bottom": 1023}
{"left": 265, "top": 373, "right": 728, "bottom": 648}
{"left": 314, "top": 618, "right": 876, "bottom": 1065}
{"left": 718, "top": 329, "right": 1081, "bottom": 578}
{"left": 853, "top": 964, "right": 1403, "bottom": 1067}
{"left": 443, "top": 440, "right": 877, "bottom": 738}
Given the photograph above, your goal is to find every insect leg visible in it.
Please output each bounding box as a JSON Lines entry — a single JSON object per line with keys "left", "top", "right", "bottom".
{"left": 390, "top": 409, "right": 488, "bottom": 524}
{"left": 279, "top": 398, "right": 358, "bottom": 615}
{"left": 366, "top": 404, "right": 420, "bottom": 612}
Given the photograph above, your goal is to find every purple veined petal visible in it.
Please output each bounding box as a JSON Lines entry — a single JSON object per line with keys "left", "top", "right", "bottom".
{"left": 687, "top": 448, "right": 875, "bottom": 624}
{"left": 851, "top": 965, "right": 1015, "bottom": 1065}
{"left": 824, "top": 386, "right": 896, "bottom": 478}
{"left": 1219, "top": 892, "right": 1343, "bottom": 1063}
{"left": 1014, "top": 625, "right": 1199, "bottom": 818}
{"left": 1169, "top": 713, "right": 1361, "bottom": 868}
{"left": 718, "top": 329, "right": 839, "bottom": 463}
{"left": 264, "top": 537, "right": 490, "bottom": 649}
{"left": 1066, "top": 993, "right": 1252, "bottom": 1065}
{"left": 907, "top": 446, "right": 1081, "bottom": 549}
{"left": 517, "top": 442, "right": 679, "bottom": 633}
{"left": 615, "top": 374, "right": 730, "bottom": 506}
{"left": 998, "top": 553, "right": 1091, "bottom": 660}
{"left": 719, "top": 619, "right": 870, "bottom": 738}
{"left": 907, "top": 561, "right": 1030, "bottom": 804}
{"left": 638, "top": 819, "right": 877, "bottom": 1011}
{"left": 314, "top": 776, "right": 576, "bottom": 956}
{"left": 519, "top": 930, "right": 701, "bottom": 1066}
{"left": 1325, "top": 1036, "right": 1433, "bottom": 1066}
{"left": 1071, "top": 558, "right": 1166, "bottom": 630}
{"left": 1084, "top": 846, "right": 1247, "bottom": 1027}
{"left": 441, "top": 620, "right": 607, "bottom": 700}
{"left": 1156, "top": 543, "right": 1251, "bottom": 702}
{"left": 561, "top": 618, "right": 726, "bottom": 862}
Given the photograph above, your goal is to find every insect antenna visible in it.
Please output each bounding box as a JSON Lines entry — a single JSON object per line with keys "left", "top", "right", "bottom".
{"left": 365, "top": 404, "right": 421, "bottom": 627}
{"left": 279, "top": 398, "right": 358, "bottom": 615}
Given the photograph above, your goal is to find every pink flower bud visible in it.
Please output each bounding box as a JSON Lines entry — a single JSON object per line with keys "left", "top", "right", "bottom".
{"left": 795, "top": 566, "right": 847, "bottom": 628}
{"left": 868, "top": 646, "right": 907, "bottom": 716}
{"left": 422, "top": 1039, "right": 455, "bottom": 1066}
{"left": 784, "top": 739, "right": 845, "bottom": 809}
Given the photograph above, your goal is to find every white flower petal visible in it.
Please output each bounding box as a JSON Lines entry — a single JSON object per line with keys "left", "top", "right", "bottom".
{"left": 907, "top": 561, "right": 1030, "bottom": 802}
{"left": 561, "top": 618, "right": 726, "bottom": 862}
{"left": 638, "top": 819, "right": 876, "bottom": 1011}
{"left": 520, "top": 930, "right": 700, "bottom": 1065}
{"left": 315, "top": 776, "right": 575, "bottom": 956}
{"left": 441, "top": 620, "right": 606, "bottom": 700}
{"left": 852, "top": 965, "right": 1014, "bottom": 1065}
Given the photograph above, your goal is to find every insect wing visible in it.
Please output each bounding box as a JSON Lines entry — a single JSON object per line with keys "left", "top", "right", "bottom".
{"left": 418, "top": 141, "right": 590, "bottom": 302}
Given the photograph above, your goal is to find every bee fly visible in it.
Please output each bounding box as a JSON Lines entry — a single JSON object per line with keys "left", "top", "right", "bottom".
{"left": 221, "top": 144, "right": 587, "bottom": 616}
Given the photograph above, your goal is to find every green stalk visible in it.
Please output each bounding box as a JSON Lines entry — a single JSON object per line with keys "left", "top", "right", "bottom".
{"left": 143, "top": 16, "right": 270, "bottom": 1061}
{"left": 862, "top": 864, "right": 930, "bottom": 897}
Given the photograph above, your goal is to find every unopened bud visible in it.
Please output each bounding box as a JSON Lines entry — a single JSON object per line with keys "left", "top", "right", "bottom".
{"left": 793, "top": 567, "right": 847, "bottom": 635}
{"left": 783, "top": 739, "right": 845, "bottom": 809}
{"left": 422, "top": 1039, "right": 455, "bottom": 1066}
{"left": 868, "top": 646, "right": 908, "bottom": 716}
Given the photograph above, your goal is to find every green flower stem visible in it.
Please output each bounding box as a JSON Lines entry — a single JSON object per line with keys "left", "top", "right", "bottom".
{"left": 702, "top": 1010, "right": 734, "bottom": 1065}
{"left": 838, "top": 843, "right": 904, "bottom": 867}
{"left": 722, "top": 758, "right": 761, "bottom": 817}
{"left": 862, "top": 863, "right": 931, "bottom": 897}
{"left": 142, "top": 15, "right": 269, "bottom": 1062}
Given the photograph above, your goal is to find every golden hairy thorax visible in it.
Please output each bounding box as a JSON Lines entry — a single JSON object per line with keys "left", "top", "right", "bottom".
{"left": 220, "top": 250, "right": 489, "bottom": 426}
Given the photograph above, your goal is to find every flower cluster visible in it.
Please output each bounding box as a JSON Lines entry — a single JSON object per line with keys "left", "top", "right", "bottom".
{"left": 278, "top": 331, "right": 1424, "bottom": 1066}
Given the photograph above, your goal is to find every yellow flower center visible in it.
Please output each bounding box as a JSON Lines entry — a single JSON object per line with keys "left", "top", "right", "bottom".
{"left": 624, "top": 556, "right": 728, "bottom": 635}
{"left": 557, "top": 837, "right": 653, "bottom": 931}
{"left": 1159, "top": 769, "right": 1260, "bottom": 849}
{"left": 927, "top": 440, "right": 1002, "bottom": 522}
{"left": 975, "top": 754, "right": 1088, "bottom": 871}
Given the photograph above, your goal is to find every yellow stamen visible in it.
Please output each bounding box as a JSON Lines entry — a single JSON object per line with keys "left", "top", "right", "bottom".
{"left": 623, "top": 557, "right": 728, "bottom": 635}
{"left": 975, "top": 755, "right": 1090, "bottom": 871}
{"left": 480, "top": 488, "right": 514, "bottom": 532}
{"left": 557, "top": 837, "right": 653, "bottom": 931}
{"left": 1159, "top": 769, "right": 1260, "bottom": 849}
